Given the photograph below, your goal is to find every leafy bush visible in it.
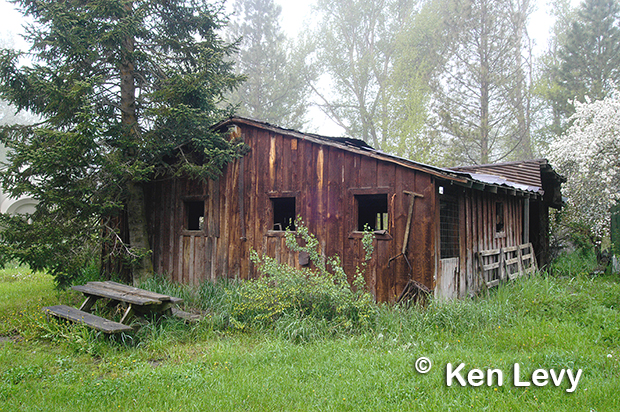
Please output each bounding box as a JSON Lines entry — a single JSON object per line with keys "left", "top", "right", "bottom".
{"left": 228, "top": 221, "right": 376, "bottom": 337}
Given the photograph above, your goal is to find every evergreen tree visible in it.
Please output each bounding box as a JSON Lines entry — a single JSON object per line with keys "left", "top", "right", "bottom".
{"left": 0, "top": 32, "right": 37, "bottom": 126}
{"left": 543, "top": 0, "right": 620, "bottom": 134}
{"left": 0, "top": 0, "right": 243, "bottom": 286}
{"left": 506, "top": 0, "right": 535, "bottom": 160}
{"left": 226, "top": 0, "right": 310, "bottom": 130}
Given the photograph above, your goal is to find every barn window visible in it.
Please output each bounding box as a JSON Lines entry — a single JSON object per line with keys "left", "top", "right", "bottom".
{"left": 496, "top": 202, "right": 505, "bottom": 233}
{"left": 185, "top": 200, "right": 204, "bottom": 231}
{"left": 272, "top": 197, "right": 296, "bottom": 231}
{"left": 440, "top": 196, "right": 460, "bottom": 259}
{"left": 357, "top": 194, "right": 388, "bottom": 231}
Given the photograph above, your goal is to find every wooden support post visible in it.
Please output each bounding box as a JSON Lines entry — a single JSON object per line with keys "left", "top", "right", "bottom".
{"left": 476, "top": 252, "right": 489, "bottom": 297}
{"left": 120, "top": 305, "right": 134, "bottom": 324}
{"left": 401, "top": 191, "right": 424, "bottom": 255}
{"left": 79, "top": 295, "right": 98, "bottom": 313}
{"left": 523, "top": 198, "right": 530, "bottom": 244}
{"left": 527, "top": 242, "right": 538, "bottom": 275}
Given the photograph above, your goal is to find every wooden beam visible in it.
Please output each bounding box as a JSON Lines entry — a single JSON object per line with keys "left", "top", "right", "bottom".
{"left": 401, "top": 191, "right": 424, "bottom": 255}
{"left": 454, "top": 180, "right": 474, "bottom": 189}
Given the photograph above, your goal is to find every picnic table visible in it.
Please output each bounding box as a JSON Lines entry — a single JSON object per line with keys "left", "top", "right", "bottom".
{"left": 43, "top": 281, "right": 199, "bottom": 334}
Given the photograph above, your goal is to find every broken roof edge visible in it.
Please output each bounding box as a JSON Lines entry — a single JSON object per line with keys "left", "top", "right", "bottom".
{"left": 214, "top": 116, "right": 469, "bottom": 183}
{"left": 452, "top": 158, "right": 548, "bottom": 169}
{"left": 466, "top": 172, "right": 543, "bottom": 194}
{"left": 214, "top": 116, "right": 544, "bottom": 198}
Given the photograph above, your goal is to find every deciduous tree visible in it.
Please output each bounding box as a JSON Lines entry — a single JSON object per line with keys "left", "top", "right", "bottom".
{"left": 308, "top": 0, "right": 415, "bottom": 150}
{"left": 389, "top": 0, "right": 447, "bottom": 163}
{"left": 548, "top": 93, "right": 620, "bottom": 243}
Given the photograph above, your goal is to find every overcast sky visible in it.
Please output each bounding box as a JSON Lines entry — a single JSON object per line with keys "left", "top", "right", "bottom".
{"left": 0, "top": 0, "right": 563, "bottom": 56}
{"left": 274, "top": 0, "right": 562, "bottom": 53}
{"left": 0, "top": 0, "right": 571, "bottom": 135}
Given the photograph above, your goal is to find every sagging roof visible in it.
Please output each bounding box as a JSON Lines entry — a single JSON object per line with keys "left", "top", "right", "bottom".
{"left": 215, "top": 117, "right": 553, "bottom": 200}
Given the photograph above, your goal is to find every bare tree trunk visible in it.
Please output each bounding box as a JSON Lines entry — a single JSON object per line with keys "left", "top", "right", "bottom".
{"left": 125, "top": 180, "right": 153, "bottom": 284}
{"left": 480, "top": 0, "right": 490, "bottom": 164}
{"left": 120, "top": 2, "right": 153, "bottom": 283}
{"left": 512, "top": 0, "right": 533, "bottom": 160}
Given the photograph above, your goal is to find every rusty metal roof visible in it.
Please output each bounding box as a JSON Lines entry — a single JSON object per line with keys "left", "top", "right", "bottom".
{"left": 450, "top": 159, "right": 566, "bottom": 208}
{"left": 450, "top": 160, "right": 546, "bottom": 189}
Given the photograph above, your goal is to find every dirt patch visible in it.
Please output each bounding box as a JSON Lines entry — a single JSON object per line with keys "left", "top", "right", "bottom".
{"left": 0, "top": 334, "right": 22, "bottom": 345}
{"left": 148, "top": 358, "right": 165, "bottom": 368}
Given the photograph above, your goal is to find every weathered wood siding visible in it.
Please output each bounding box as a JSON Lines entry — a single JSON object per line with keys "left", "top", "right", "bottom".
{"left": 442, "top": 187, "right": 524, "bottom": 298}
{"left": 145, "top": 124, "right": 437, "bottom": 302}
{"left": 145, "top": 121, "right": 535, "bottom": 302}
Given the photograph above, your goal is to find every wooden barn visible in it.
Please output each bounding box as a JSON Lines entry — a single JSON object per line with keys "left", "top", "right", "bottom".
{"left": 143, "top": 117, "right": 564, "bottom": 301}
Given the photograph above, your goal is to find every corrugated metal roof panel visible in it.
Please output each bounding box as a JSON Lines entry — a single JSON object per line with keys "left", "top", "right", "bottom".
{"left": 467, "top": 172, "right": 542, "bottom": 194}
{"left": 450, "top": 160, "right": 544, "bottom": 188}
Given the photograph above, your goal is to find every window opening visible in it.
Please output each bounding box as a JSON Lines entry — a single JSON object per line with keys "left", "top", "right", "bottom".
{"left": 496, "top": 202, "right": 505, "bottom": 233}
{"left": 357, "top": 194, "right": 388, "bottom": 231}
{"left": 185, "top": 201, "right": 204, "bottom": 231}
{"left": 440, "top": 196, "right": 459, "bottom": 259}
{"left": 272, "top": 197, "right": 296, "bottom": 231}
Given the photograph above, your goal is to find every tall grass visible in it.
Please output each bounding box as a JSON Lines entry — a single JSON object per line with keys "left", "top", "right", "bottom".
{"left": 551, "top": 247, "right": 599, "bottom": 276}
{"left": 131, "top": 244, "right": 619, "bottom": 347}
{"left": 1, "top": 253, "right": 619, "bottom": 411}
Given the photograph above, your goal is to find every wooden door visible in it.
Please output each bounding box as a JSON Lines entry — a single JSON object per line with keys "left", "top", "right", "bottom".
{"left": 437, "top": 257, "right": 460, "bottom": 299}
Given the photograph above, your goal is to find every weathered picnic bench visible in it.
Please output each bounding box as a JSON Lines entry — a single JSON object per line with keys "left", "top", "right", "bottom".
{"left": 43, "top": 281, "right": 199, "bottom": 334}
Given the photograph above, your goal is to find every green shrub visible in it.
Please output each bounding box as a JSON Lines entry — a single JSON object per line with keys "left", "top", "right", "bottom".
{"left": 228, "top": 220, "right": 376, "bottom": 337}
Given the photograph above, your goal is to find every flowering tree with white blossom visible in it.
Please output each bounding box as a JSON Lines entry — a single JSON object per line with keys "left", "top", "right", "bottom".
{"left": 548, "top": 92, "right": 620, "bottom": 244}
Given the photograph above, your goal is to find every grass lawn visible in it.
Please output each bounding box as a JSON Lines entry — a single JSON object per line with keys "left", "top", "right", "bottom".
{"left": 0, "top": 263, "right": 619, "bottom": 411}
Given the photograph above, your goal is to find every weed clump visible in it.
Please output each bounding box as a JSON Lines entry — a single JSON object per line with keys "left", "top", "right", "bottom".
{"left": 228, "top": 221, "right": 376, "bottom": 340}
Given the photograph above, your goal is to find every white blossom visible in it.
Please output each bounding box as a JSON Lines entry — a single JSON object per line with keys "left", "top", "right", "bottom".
{"left": 548, "top": 92, "right": 620, "bottom": 239}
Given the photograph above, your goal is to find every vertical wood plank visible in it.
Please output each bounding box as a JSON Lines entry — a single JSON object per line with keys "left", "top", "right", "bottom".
{"left": 302, "top": 138, "right": 315, "bottom": 232}
{"left": 188, "top": 235, "right": 195, "bottom": 286}
{"left": 204, "top": 236, "right": 213, "bottom": 282}
{"left": 211, "top": 237, "right": 218, "bottom": 281}
{"left": 194, "top": 236, "right": 204, "bottom": 285}
{"left": 458, "top": 188, "right": 466, "bottom": 298}
{"left": 342, "top": 152, "right": 358, "bottom": 289}
{"left": 326, "top": 147, "right": 344, "bottom": 260}
{"left": 269, "top": 133, "right": 276, "bottom": 192}
{"left": 465, "top": 192, "right": 474, "bottom": 295}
